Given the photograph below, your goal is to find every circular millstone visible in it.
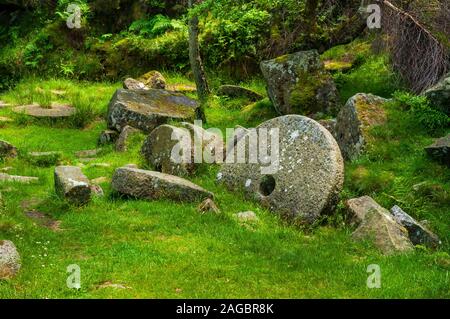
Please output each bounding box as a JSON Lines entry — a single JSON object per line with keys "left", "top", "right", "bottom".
{"left": 13, "top": 103, "right": 76, "bottom": 118}
{"left": 219, "top": 115, "right": 344, "bottom": 224}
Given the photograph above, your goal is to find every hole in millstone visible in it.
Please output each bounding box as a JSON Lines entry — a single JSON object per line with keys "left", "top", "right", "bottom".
{"left": 259, "top": 175, "right": 276, "bottom": 196}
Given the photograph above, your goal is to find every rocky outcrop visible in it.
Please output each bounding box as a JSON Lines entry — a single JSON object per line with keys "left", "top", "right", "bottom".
{"left": 107, "top": 89, "right": 198, "bottom": 133}
{"left": 260, "top": 50, "right": 339, "bottom": 116}
{"left": 219, "top": 115, "right": 344, "bottom": 225}
{"left": 335, "top": 93, "right": 387, "bottom": 161}
{"left": 112, "top": 167, "right": 213, "bottom": 202}
{"left": 424, "top": 73, "right": 450, "bottom": 115}
{"left": 0, "top": 240, "right": 21, "bottom": 279}
{"left": 54, "top": 166, "right": 91, "bottom": 205}
{"left": 425, "top": 134, "right": 449, "bottom": 166}
{"left": 390, "top": 205, "right": 441, "bottom": 248}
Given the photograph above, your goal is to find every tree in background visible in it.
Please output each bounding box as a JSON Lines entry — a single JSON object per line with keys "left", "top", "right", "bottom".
{"left": 188, "top": 0, "right": 209, "bottom": 121}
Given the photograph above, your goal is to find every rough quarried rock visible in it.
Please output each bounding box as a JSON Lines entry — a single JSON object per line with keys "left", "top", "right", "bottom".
{"left": 424, "top": 73, "right": 450, "bottom": 115}
{"left": 217, "top": 85, "right": 264, "bottom": 101}
{"left": 219, "top": 115, "right": 344, "bottom": 225}
{"left": 0, "top": 173, "right": 38, "bottom": 183}
{"left": 425, "top": 134, "right": 449, "bottom": 166}
{"left": 198, "top": 198, "right": 221, "bottom": 214}
{"left": 115, "top": 126, "right": 141, "bottom": 152}
{"left": 137, "top": 71, "right": 166, "bottom": 89}
{"left": 112, "top": 167, "right": 213, "bottom": 202}
{"left": 123, "top": 78, "right": 149, "bottom": 91}
{"left": 346, "top": 195, "right": 382, "bottom": 226}
{"left": 107, "top": 89, "right": 198, "bottom": 133}
{"left": 141, "top": 124, "right": 194, "bottom": 176}
{"left": 98, "top": 129, "right": 120, "bottom": 146}
{"left": 348, "top": 196, "right": 414, "bottom": 254}
{"left": 13, "top": 103, "right": 76, "bottom": 118}
{"left": 54, "top": 166, "right": 91, "bottom": 205}
{"left": 260, "top": 50, "right": 339, "bottom": 116}
{"left": 335, "top": 93, "right": 387, "bottom": 161}
{"left": 390, "top": 205, "right": 441, "bottom": 248}
{"left": 318, "top": 119, "right": 337, "bottom": 138}
{"left": 28, "top": 151, "right": 62, "bottom": 166}
{"left": 0, "top": 240, "right": 21, "bottom": 279}
{"left": 0, "top": 140, "right": 17, "bottom": 159}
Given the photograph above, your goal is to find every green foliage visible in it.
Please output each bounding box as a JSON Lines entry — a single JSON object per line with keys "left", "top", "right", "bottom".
{"left": 393, "top": 91, "right": 450, "bottom": 134}
{"left": 129, "top": 15, "right": 185, "bottom": 38}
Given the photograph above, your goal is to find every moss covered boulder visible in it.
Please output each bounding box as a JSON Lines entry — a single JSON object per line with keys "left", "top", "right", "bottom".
{"left": 260, "top": 50, "right": 339, "bottom": 116}
{"left": 137, "top": 71, "right": 167, "bottom": 89}
{"left": 107, "top": 89, "right": 198, "bottom": 133}
{"left": 335, "top": 93, "right": 387, "bottom": 161}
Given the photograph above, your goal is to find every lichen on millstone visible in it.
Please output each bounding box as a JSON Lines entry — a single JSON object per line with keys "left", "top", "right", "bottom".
{"left": 0, "top": 240, "right": 21, "bottom": 279}
{"left": 107, "top": 89, "right": 198, "bottom": 133}
{"left": 219, "top": 115, "right": 344, "bottom": 225}
{"left": 260, "top": 50, "right": 339, "bottom": 116}
{"left": 334, "top": 93, "right": 387, "bottom": 161}
{"left": 423, "top": 73, "right": 450, "bottom": 116}
{"left": 54, "top": 166, "right": 91, "bottom": 205}
{"left": 112, "top": 167, "right": 213, "bottom": 202}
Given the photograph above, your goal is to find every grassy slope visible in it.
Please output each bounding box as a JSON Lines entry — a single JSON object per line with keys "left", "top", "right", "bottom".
{"left": 0, "top": 70, "right": 449, "bottom": 298}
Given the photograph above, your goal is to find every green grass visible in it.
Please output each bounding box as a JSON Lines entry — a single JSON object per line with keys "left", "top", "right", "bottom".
{"left": 0, "top": 76, "right": 449, "bottom": 298}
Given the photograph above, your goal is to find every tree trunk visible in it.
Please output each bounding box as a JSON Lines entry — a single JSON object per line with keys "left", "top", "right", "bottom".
{"left": 188, "top": 0, "right": 209, "bottom": 121}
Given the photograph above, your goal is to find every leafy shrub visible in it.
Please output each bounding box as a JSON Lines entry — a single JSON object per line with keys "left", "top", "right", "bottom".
{"left": 393, "top": 91, "right": 450, "bottom": 133}
{"left": 129, "top": 15, "right": 185, "bottom": 38}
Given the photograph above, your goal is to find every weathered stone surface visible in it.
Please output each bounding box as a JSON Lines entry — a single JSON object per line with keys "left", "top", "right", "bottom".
{"left": 28, "top": 151, "right": 62, "bottom": 166}
{"left": 98, "top": 129, "right": 120, "bottom": 146}
{"left": 115, "top": 126, "right": 141, "bottom": 152}
{"left": 346, "top": 195, "right": 382, "bottom": 226}
{"left": 141, "top": 124, "right": 194, "bottom": 176}
{"left": 13, "top": 103, "right": 75, "bottom": 118}
{"left": 425, "top": 134, "right": 449, "bottom": 166}
{"left": 0, "top": 101, "right": 10, "bottom": 108}
{"left": 112, "top": 167, "right": 213, "bottom": 202}
{"left": 0, "top": 173, "right": 38, "bottom": 183}
{"left": 217, "top": 85, "right": 264, "bottom": 101}
{"left": 0, "top": 240, "right": 21, "bottom": 279}
{"left": 260, "top": 50, "right": 339, "bottom": 116}
{"left": 348, "top": 196, "right": 414, "bottom": 254}
{"left": 123, "top": 78, "right": 149, "bottom": 91}
{"left": 198, "top": 198, "right": 221, "bottom": 214}
{"left": 54, "top": 166, "right": 91, "bottom": 205}
{"left": 390, "top": 205, "right": 441, "bottom": 248}
{"left": 90, "top": 184, "right": 104, "bottom": 197}
{"left": 226, "top": 125, "right": 249, "bottom": 155}
{"left": 424, "top": 73, "right": 450, "bottom": 115}
{"left": 0, "top": 116, "right": 12, "bottom": 123}
{"left": 219, "top": 115, "right": 344, "bottom": 225}
{"left": 352, "top": 206, "right": 414, "bottom": 255}
{"left": 137, "top": 71, "right": 166, "bottom": 89}
{"left": 0, "top": 140, "right": 17, "bottom": 159}
{"left": 335, "top": 93, "right": 387, "bottom": 161}
{"left": 107, "top": 89, "right": 198, "bottom": 133}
